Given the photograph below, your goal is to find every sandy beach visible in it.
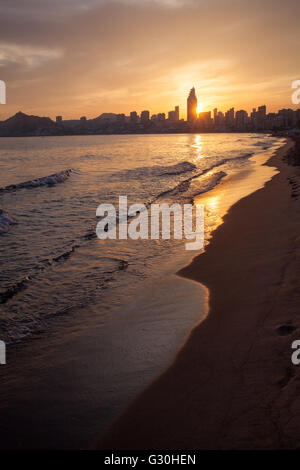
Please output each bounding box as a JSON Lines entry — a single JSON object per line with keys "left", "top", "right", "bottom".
{"left": 1, "top": 0, "right": 300, "bottom": 453}
{"left": 98, "top": 138, "right": 300, "bottom": 449}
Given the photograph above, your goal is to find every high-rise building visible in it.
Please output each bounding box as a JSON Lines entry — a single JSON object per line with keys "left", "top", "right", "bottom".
{"left": 157, "top": 113, "right": 166, "bottom": 121}
{"left": 198, "top": 111, "right": 212, "bottom": 129}
{"left": 278, "top": 108, "right": 296, "bottom": 128}
{"left": 130, "top": 111, "right": 138, "bottom": 124}
{"left": 225, "top": 107, "right": 235, "bottom": 128}
{"left": 168, "top": 106, "right": 179, "bottom": 122}
{"left": 187, "top": 87, "right": 197, "bottom": 122}
{"left": 213, "top": 108, "right": 218, "bottom": 123}
{"left": 168, "top": 110, "right": 176, "bottom": 121}
{"left": 235, "top": 110, "right": 248, "bottom": 130}
{"left": 217, "top": 111, "right": 225, "bottom": 127}
{"left": 141, "top": 110, "right": 150, "bottom": 123}
{"left": 256, "top": 105, "right": 267, "bottom": 130}
{"left": 258, "top": 105, "right": 266, "bottom": 116}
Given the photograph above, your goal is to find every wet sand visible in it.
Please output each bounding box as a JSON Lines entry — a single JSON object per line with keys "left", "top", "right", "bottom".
{"left": 98, "top": 139, "right": 300, "bottom": 449}
{"left": 0, "top": 254, "right": 205, "bottom": 449}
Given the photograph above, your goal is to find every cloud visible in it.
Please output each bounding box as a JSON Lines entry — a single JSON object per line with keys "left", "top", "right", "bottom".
{"left": 0, "top": 0, "right": 299, "bottom": 119}
{"left": 0, "top": 43, "right": 63, "bottom": 67}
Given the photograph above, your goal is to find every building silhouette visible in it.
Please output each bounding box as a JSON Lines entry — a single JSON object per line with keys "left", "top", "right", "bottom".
{"left": 5, "top": 86, "right": 300, "bottom": 137}
{"left": 225, "top": 107, "right": 235, "bottom": 128}
{"left": 187, "top": 87, "right": 197, "bottom": 122}
{"left": 235, "top": 110, "right": 248, "bottom": 130}
{"left": 141, "top": 110, "right": 150, "bottom": 123}
{"left": 168, "top": 110, "right": 176, "bottom": 121}
{"left": 130, "top": 111, "right": 138, "bottom": 124}
{"left": 168, "top": 106, "right": 180, "bottom": 122}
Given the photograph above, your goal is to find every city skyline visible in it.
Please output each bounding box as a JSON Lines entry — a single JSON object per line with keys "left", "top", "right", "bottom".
{"left": 1, "top": 88, "right": 299, "bottom": 137}
{"left": 1, "top": 84, "right": 299, "bottom": 126}
{"left": 0, "top": 88, "right": 299, "bottom": 123}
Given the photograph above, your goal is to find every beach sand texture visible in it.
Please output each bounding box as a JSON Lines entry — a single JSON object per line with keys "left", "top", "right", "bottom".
{"left": 98, "top": 139, "right": 300, "bottom": 449}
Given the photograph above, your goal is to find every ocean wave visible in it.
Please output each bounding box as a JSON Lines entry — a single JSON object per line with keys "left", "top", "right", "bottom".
{"left": 0, "top": 210, "right": 17, "bottom": 234}
{"left": 157, "top": 161, "right": 197, "bottom": 175}
{"left": 154, "top": 170, "right": 226, "bottom": 204}
{"left": 0, "top": 275, "right": 31, "bottom": 304}
{"left": 150, "top": 153, "right": 249, "bottom": 204}
{"left": 218, "top": 152, "right": 253, "bottom": 166}
{"left": 253, "top": 140, "right": 273, "bottom": 147}
{"left": 185, "top": 171, "right": 227, "bottom": 200}
{"left": 0, "top": 235, "right": 128, "bottom": 307}
{"left": 0, "top": 317, "right": 39, "bottom": 344}
{"left": 111, "top": 161, "right": 197, "bottom": 180}
{"left": 0, "top": 255, "right": 129, "bottom": 344}
{"left": 0, "top": 169, "right": 72, "bottom": 193}
{"left": 0, "top": 246, "right": 78, "bottom": 304}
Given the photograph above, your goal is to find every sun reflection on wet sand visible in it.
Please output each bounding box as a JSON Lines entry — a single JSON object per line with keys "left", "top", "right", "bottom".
{"left": 194, "top": 147, "right": 281, "bottom": 246}
{"left": 192, "top": 135, "right": 203, "bottom": 157}
{"left": 196, "top": 193, "right": 223, "bottom": 239}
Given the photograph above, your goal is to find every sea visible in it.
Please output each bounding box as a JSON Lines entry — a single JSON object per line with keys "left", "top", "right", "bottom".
{"left": 0, "top": 133, "right": 285, "bottom": 448}
{"left": 0, "top": 132, "right": 285, "bottom": 343}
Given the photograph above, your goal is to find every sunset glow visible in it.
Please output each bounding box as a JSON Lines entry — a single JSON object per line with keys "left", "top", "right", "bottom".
{"left": 196, "top": 103, "right": 204, "bottom": 114}
{"left": 0, "top": 0, "right": 299, "bottom": 120}
{"left": 2, "top": 0, "right": 300, "bottom": 452}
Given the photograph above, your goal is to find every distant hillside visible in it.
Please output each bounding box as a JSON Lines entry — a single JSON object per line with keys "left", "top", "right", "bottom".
{"left": 93, "top": 113, "right": 117, "bottom": 122}
{"left": 0, "top": 112, "right": 56, "bottom": 136}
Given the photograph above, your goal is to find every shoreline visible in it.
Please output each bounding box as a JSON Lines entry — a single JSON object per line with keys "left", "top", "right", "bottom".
{"left": 0, "top": 265, "right": 206, "bottom": 450}
{"left": 98, "top": 138, "right": 300, "bottom": 449}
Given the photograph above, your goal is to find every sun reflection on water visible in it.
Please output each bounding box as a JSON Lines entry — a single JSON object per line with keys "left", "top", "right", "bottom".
{"left": 192, "top": 135, "right": 203, "bottom": 158}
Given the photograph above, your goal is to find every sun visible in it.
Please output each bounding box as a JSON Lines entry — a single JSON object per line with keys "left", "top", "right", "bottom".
{"left": 196, "top": 103, "right": 204, "bottom": 114}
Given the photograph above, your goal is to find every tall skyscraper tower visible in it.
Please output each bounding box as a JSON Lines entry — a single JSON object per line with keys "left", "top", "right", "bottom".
{"left": 187, "top": 87, "right": 197, "bottom": 122}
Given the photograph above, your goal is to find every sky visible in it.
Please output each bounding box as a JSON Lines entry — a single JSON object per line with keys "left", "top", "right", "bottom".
{"left": 0, "top": 0, "right": 299, "bottom": 120}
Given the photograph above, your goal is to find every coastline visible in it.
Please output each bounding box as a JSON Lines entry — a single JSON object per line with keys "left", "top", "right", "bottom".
{"left": 98, "top": 138, "right": 300, "bottom": 449}
{"left": 0, "top": 264, "right": 205, "bottom": 450}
